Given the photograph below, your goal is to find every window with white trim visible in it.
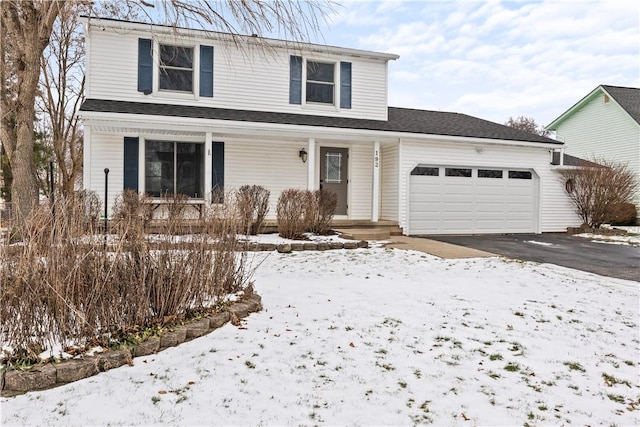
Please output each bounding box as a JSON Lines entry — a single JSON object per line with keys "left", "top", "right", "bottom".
{"left": 159, "top": 44, "right": 194, "bottom": 93}
{"left": 306, "top": 61, "right": 335, "bottom": 105}
{"left": 145, "top": 140, "right": 204, "bottom": 198}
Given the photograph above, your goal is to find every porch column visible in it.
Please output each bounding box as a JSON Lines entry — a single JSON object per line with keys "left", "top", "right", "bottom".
{"left": 372, "top": 140, "right": 381, "bottom": 222}
{"left": 205, "top": 132, "right": 213, "bottom": 202}
{"left": 307, "top": 138, "right": 316, "bottom": 190}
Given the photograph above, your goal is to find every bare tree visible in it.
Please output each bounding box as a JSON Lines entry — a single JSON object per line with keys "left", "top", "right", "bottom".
{"left": 37, "top": 1, "right": 87, "bottom": 196}
{"left": 1, "top": 0, "right": 331, "bottom": 233}
{"left": 561, "top": 159, "right": 638, "bottom": 228}
{"left": 1, "top": 1, "right": 62, "bottom": 229}
{"left": 505, "top": 115, "right": 550, "bottom": 137}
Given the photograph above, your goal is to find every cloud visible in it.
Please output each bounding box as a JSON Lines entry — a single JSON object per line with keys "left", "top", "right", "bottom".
{"left": 323, "top": 0, "right": 639, "bottom": 124}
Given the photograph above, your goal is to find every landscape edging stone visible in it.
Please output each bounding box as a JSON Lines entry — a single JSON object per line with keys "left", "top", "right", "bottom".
{"left": 0, "top": 293, "right": 262, "bottom": 397}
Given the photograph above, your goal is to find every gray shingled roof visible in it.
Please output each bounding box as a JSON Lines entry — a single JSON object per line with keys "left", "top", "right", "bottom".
{"left": 80, "top": 99, "right": 560, "bottom": 144}
{"left": 602, "top": 85, "right": 640, "bottom": 124}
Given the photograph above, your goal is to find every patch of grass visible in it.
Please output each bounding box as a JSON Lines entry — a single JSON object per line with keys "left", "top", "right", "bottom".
{"left": 489, "top": 353, "right": 503, "bottom": 361}
{"left": 528, "top": 412, "right": 535, "bottom": 420}
{"left": 538, "top": 405, "right": 547, "bottom": 411}
{"left": 623, "top": 360, "right": 635, "bottom": 366}
{"left": 151, "top": 396, "right": 161, "bottom": 404}
{"left": 245, "top": 360, "right": 256, "bottom": 369}
{"left": 563, "top": 361, "right": 585, "bottom": 372}
{"left": 376, "top": 361, "right": 395, "bottom": 371}
{"left": 602, "top": 373, "right": 631, "bottom": 387}
{"left": 607, "top": 394, "right": 625, "bottom": 404}
{"left": 413, "top": 369, "right": 422, "bottom": 379}
{"left": 374, "top": 348, "right": 388, "bottom": 355}
{"left": 398, "top": 381, "right": 408, "bottom": 389}
{"left": 488, "top": 371, "right": 501, "bottom": 379}
{"left": 504, "top": 362, "right": 520, "bottom": 372}
{"left": 514, "top": 311, "right": 525, "bottom": 317}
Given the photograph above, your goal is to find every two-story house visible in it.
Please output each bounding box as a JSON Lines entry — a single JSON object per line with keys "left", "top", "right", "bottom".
{"left": 80, "top": 17, "right": 579, "bottom": 235}
{"left": 547, "top": 85, "right": 640, "bottom": 217}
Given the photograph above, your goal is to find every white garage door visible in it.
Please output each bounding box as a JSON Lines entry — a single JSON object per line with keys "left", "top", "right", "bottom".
{"left": 408, "top": 166, "right": 538, "bottom": 235}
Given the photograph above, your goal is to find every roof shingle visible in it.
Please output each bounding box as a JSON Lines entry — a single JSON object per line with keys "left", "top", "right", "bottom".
{"left": 601, "top": 85, "right": 640, "bottom": 124}
{"left": 80, "top": 99, "right": 560, "bottom": 145}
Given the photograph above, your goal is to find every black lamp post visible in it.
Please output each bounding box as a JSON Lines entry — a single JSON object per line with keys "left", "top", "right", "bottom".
{"left": 104, "top": 168, "right": 109, "bottom": 245}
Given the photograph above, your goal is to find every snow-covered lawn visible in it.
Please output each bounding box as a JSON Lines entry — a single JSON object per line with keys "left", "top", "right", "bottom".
{"left": 2, "top": 248, "right": 639, "bottom": 425}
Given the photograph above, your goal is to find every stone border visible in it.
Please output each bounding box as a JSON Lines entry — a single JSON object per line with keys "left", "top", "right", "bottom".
{"left": 254, "top": 240, "right": 369, "bottom": 253}
{"left": 0, "top": 294, "right": 262, "bottom": 397}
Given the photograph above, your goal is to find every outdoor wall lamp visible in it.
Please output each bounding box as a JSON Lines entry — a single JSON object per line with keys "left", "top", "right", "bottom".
{"left": 299, "top": 148, "right": 308, "bottom": 163}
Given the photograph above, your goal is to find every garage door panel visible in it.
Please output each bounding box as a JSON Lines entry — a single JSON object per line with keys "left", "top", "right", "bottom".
{"left": 409, "top": 167, "right": 537, "bottom": 235}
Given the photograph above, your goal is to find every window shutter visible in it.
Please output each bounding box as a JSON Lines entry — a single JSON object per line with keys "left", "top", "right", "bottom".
{"left": 211, "top": 142, "right": 225, "bottom": 203}
{"left": 289, "top": 55, "right": 302, "bottom": 104}
{"left": 200, "top": 45, "right": 214, "bottom": 97}
{"left": 123, "top": 137, "right": 139, "bottom": 191}
{"left": 138, "top": 39, "right": 153, "bottom": 94}
{"left": 340, "top": 61, "right": 352, "bottom": 109}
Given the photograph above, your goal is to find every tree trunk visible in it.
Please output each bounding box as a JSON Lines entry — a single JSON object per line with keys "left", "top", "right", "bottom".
{"left": 1, "top": 1, "right": 61, "bottom": 230}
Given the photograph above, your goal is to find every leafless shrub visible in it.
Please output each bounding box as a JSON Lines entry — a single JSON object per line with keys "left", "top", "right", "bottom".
{"left": 607, "top": 202, "right": 637, "bottom": 226}
{"left": 162, "top": 191, "right": 192, "bottom": 235}
{"left": 277, "top": 188, "right": 313, "bottom": 239}
{"left": 309, "top": 189, "right": 337, "bottom": 234}
{"left": 561, "top": 159, "right": 638, "bottom": 228}
{"left": 0, "top": 191, "right": 253, "bottom": 361}
{"left": 111, "top": 190, "right": 153, "bottom": 240}
{"left": 236, "top": 185, "right": 270, "bottom": 235}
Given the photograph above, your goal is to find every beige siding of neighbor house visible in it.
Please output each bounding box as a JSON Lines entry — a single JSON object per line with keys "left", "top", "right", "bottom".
{"left": 86, "top": 24, "right": 390, "bottom": 121}
{"left": 398, "top": 140, "right": 580, "bottom": 233}
{"left": 555, "top": 93, "right": 640, "bottom": 208}
{"left": 380, "top": 144, "right": 399, "bottom": 221}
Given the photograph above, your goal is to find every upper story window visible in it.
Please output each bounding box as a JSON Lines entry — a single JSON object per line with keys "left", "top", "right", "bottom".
{"left": 159, "top": 45, "right": 194, "bottom": 93}
{"left": 289, "top": 55, "right": 351, "bottom": 109}
{"left": 138, "top": 39, "right": 214, "bottom": 98}
{"left": 306, "top": 61, "right": 335, "bottom": 104}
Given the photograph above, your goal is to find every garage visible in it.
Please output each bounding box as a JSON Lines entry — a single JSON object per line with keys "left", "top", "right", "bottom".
{"left": 408, "top": 165, "right": 538, "bottom": 235}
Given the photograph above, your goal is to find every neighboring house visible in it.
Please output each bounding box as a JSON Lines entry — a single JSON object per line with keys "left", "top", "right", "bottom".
{"left": 547, "top": 85, "right": 640, "bottom": 213}
{"left": 79, "top": 17, "right": 579, "bottom": 235}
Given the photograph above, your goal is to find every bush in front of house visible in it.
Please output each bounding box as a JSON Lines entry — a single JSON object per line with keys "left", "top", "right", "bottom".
{"left": 309, "top": 189, "right": 338, "bottom": 235}
{"left": 561, "top": 159, "right": 638, "bottom": 228}
{"left": 111, "top": 189, "right": 153, "bottom": 240}
{"left": 277, "top": 188, "right": 314, "bottom": 239}
{"left": 0, "top": 191, "right": 252, "bottom": 364}
{"left": 237, "top": 185, "right": 270, "bottom": 235}
{"left": 607, "top": 202, "right": 637, "bottom": 226}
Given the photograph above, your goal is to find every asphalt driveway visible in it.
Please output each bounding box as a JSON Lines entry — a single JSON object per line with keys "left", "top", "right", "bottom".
{"left": 425, "top": 233, "right": 639, "bottom": 282}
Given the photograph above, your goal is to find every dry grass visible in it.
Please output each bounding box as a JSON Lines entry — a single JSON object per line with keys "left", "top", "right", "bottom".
{"left": 0, "top": 191, "right": 252, "bottom": 363}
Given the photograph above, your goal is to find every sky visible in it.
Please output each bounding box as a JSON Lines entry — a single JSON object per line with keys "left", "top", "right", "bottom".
{"left": 317, "top": 0, "right": 639, "bottom": 126}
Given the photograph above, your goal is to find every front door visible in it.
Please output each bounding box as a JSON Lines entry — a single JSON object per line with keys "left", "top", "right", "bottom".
{"left": 319, "top": 147, "right": 348, "bottom": 215}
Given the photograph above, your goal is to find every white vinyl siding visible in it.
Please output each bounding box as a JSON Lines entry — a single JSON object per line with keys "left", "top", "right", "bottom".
{"left": 88, "top": 133, "right": 124, "bottom": 215}
{"left": 398, "top": 140, "right": 580, "bottom": 234}
{"left": 225, "top": 139, "right": 307, "bottom": 219}
{"left": 380, "top": 144, "right": 399, "bottom": 220}
{"left": 555, "top": 93, "right": 640, "bottom": 208}
{"left": 348, "top": 144, "right": 374, "bottom": 219}
{"left": 86, "top": 26, "right": 390, "bottom": 121}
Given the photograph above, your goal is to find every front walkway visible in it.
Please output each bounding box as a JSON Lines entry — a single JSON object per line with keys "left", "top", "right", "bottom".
{"left": 384, "top": 235, "right": 496, "bottom": 259}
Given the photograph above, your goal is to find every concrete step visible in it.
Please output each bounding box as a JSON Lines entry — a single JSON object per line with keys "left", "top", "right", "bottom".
{"left": 333, "top": 228, "right": 391, "bottom": 240}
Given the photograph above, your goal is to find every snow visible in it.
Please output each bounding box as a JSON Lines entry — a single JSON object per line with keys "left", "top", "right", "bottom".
{"left": 525, "top": 240, "right": 554, "bottom": 247}
{"left": 2, "top": 248, "right": 639, "bottom": 425}
{"left": 575, "top": 233, "right": 640, "bottom": 245}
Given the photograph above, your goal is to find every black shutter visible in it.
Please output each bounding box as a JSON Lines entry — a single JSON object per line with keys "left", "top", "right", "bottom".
{"left": 340, "top": 61, "right": 352, "bottom": 109}
{"left": 289, "top": 55, "right": 302, "bottom": 104}
{"left": 200, "top": 45, "right": 214, "bottom": 97}
{"left": 138, "top": 39, "right": 153, "bottom": 94}
{"left": 211, "top": 142, "right": 224, "bottom": 203}
{"left": 123, "top": 137, "right": 139, "bottom": 191}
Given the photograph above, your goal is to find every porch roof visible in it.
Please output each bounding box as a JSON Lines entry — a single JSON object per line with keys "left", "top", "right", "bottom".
{"left": 81, "top": 99, "right": 560, "bottom": 145}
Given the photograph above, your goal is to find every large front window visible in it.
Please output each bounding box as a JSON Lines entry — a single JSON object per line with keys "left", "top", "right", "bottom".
{"left": 306, "top": 61, "right": 335, "bottom": 104}
{"left": 159, "top": 45, "right": 193, "bottom": 92}
{"left": 145, "top": 141, "right": 204, "bottom": 198}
